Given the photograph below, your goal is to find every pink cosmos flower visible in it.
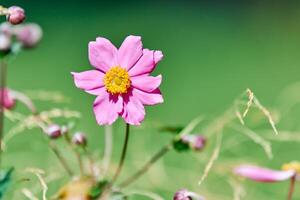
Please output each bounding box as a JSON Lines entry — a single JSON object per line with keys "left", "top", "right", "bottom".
{"left": 72, "top": 35, "right": 164, "bottom": 125}
{"left": 234, "top": 162, "right": 300, "bottom": 183}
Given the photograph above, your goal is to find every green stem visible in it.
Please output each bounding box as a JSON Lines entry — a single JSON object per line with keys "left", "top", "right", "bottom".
{"left": 119, "top": 144, "right": 172, "bottom": 188}
{"left": 287, "top": 176, "right": 296, "bottom": 200}
{"left": 49, "top": 141, "right": 73, "bottom": 176}
{"left": 64, "top": 132, "right": 84, "bottom": 176}
{"left": 99, "top": 123, "right": 130, "bottom": 200}
{"left": 0, "top": 60, "right": 7, "bottom": 166}
{"left": 111, "top": 123, "right": 130, "bottom": 184}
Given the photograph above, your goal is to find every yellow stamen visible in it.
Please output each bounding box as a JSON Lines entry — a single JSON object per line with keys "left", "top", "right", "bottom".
{"left": 282, "top": 161, "right": 300, "bottom": 174}
{"left": 104, "top": 66, "right": 131, "bottom": 95}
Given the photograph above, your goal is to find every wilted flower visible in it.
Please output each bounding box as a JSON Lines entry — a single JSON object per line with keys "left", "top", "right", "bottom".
{"left": 44, "top": 124, "right": 62, "bottom": 139}
{"left": 234, "top": 161, "right": 300, "bottom": 183}
{"left": 173, "top": 189, "right": 204, "bottom": 200}
{"left": 181, "top": 134, "right": 206, "bottom": 151}
{"left": 6, "top": 6, "right": 25, "bottom": 25}
{"left": 0, "top": 34, "right": 11, "bottom": 51}
{"left": 0, "top": 88, "right": 15, "bottom": 109}
{"left": 72, "top": 35, "right": 164, "bottom": 125}
{"left": 15, "top": 23, "right": 42, "bottom": 48}
{"left": 56, "top": 178, "right": 95, "bottom": 200}
{"left": 72, "top": 132, "right": 87, "bottom": 146}
{"left": 173, "top": 134, "right": 206, "bottom": 152}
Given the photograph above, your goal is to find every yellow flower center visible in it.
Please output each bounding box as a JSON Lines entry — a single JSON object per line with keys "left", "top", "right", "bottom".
{"left": 282, "top": 161, "right": 300, "bottom": 174}
{"left": 103, "top": 66, "right": 131, "bottom": 95}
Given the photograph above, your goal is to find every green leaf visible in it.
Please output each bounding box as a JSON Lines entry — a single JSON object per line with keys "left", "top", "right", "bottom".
{"left": 88, "top": 180, "right": 109, "bottom": 199}
{"left": 0, "top": 168, "right": 14, "bottom": 199}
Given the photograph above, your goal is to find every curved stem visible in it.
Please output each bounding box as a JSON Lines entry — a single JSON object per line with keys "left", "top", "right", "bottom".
{"left": 119, "top": 144, "right": 172, "bottom": 188}
{"left": 111, "top": 123, "right": 130, "bottom": 184}
{"left": 49, "top": 141, "right": 73, "bottom": 176}
{"left": 0, "top": 60, "right": 7, "bottom": 166}
{"left": 287, "top": 176, "right": 296, "bottom": 200}
{"left": 64, "top": 132, "right": 84, "bottom": 176}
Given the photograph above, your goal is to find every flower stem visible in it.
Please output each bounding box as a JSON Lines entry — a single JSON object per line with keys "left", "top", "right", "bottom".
{"left": 111, "top": 123, "right": 130, "bottom": 184}
{"left": 49, "top": 141, "right": 73, "bottom": 176}
{"left": 99, "top": 124, "right": 130, "bottom": 200}
{"left": 102, "top": 125, "right": 113, "bottom": 176}
{"left": 64, "top": 132, "right": 84, "bottom": 176}
{"left": 119, "top": 143, "right": 172, "bottom": 188}
{"left": 0, "top": 59, "right": 7, "bottom": 166}
{"left": 287, "top": 176, "right": 296, "bottom": 200}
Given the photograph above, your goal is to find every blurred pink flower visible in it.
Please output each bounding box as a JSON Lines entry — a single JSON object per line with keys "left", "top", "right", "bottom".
{"left": 234, "top": 162, "right": 300, "bottom": 183}
{"left": 15, "top": 23, "right": 42, "bottom": 48}
{"left": 0, "top": 88, "right": 15, "bottom": 109}
{"left": 72, "top": 35, "right": 164, "bottom": 125}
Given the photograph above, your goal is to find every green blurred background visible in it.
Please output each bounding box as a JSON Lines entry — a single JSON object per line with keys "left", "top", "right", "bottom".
{"left": 2, "top": 0, "right": 300, "bottom": 199}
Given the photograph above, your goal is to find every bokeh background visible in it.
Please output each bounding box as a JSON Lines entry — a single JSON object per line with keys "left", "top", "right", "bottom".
{"left": 2, "top": 0, "right": 300, "bottom": 199}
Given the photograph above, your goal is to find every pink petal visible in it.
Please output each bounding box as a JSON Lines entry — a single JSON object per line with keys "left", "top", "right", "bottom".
{"left": 0, "top": 88, "right": 15, "bottom": 109}
{"left": 121, "top": 90, "right": 145, "bottom": 125}
{"left": 234, "top": 165, "right": 296, "bottom": 183}
{"left": 154, "top": 50, "right": 163, "bottom": 64}
{"left": 131, "top": 75, "right": 162, "bottom": 92}
{"left": 132, "top": 88, "right": 163, "bottom": 105}
{"left": 129, "top": 49, "right": 163, "bottom": 77}
{"left": 71, "top": 70, "right": 104, "bottom": 95}
{"left": 93, "top": 90, "right": 123, "bottom": 125}
{"left": 118, "top": 35, "right": 143, "bottom": 70}
{"left": 89, "top": 37, "right": 118, "bottom": 72}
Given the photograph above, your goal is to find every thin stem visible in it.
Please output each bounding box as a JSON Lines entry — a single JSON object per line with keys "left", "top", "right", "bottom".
{"left": 64, "top": 132, "right": 84, "bottom": 176}
{"left": 99, "top": 124, "right": 130, "bottom": 200}
{"left": 287, "top": 176, "right": 296, "bottom": 200}
{"left": 111, "top": 123, "right": 130, "bottom": 184}
{"left": 102, "top": 125, "right": 113, "bottom": 176}
{"left": 119, "top": 144, "right": 172, "bottom": 188}
{"left": 0, "top": 60, "right": 7, "bottom": 166}
{"left": 49, "top": 141, "right": 73, "bottom": 176}
{"left": 83, "top": 147, "right": 95, "bottom": 177}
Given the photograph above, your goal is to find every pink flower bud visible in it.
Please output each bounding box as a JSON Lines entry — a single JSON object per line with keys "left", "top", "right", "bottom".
{"left": 44, "top": 124, "right": 62, "bottom": 139}
{"left": 181, "top": 134, "right": 206, "bottom": 151}
{"left": 173, "top": 189, "right": 204, "bottom": 200}
{"left": 72, "top": 132, "right": 87, "bottom": 146}
{"left": 7, "top": 6, "right": 25, "bottom": 25}
{"left": 16, "top": 23, "right": 42, "bottom": 48}
{"left": 173, "top": 189, "right": 192, "bottom": 200}
{"left": 0, "top": 34, "right": 11, "bottom": 51}
{"left": 0, "top": 88, "right": 15, "bottom": 109}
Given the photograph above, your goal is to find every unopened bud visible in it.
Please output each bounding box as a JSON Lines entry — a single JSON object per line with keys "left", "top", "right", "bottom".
{"left": 72, "top": 132, "right": 87, "bottom": 146}
{"left": 16, "top": 23, "right": 42, "bottom": 48}
{"left": 45, "top": 124, "right": 62, "bottom": 139}
{"left": 173, "top": 189, "right": 204, "bottom": 200}
{"left": 0, "top": 34, "right": 11, "bottom": 51}
{"left": 0, "top": 88, "right": 15, "bottom": 109}
{"left": 174, "top": 189, "right": 192, "bottom": 200}
{"left": 7, "top": 6, "right": 25, "bottom": 25}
